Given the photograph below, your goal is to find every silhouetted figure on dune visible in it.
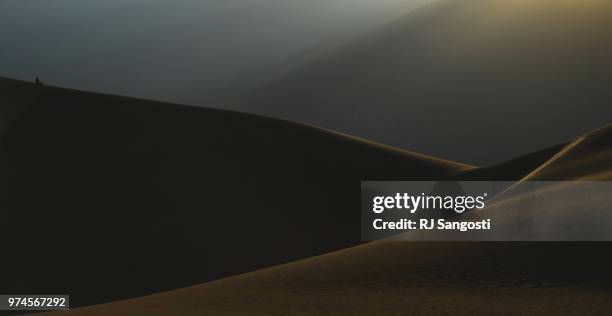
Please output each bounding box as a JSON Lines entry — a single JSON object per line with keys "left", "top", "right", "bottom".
{"left": 35, "top": 77, "right": 44, "bottom": 85}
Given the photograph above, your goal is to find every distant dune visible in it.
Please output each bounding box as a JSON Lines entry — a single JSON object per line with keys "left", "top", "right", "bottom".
{"left": 238, "top": 0, "right": 612, "bottom": 165}
{"left": 0, "top": 77, "right": 470, "bottom": 308}
{"left": 37, "top": 125, "right": 612, "bottom": 315}
{"left": 456, "top": 124, "right": 612, "bottom": 181}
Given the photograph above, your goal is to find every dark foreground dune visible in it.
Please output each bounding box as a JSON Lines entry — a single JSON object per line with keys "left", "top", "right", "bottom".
{"left": 2, "top": 76, "right": 611, "bottom": 315}
{"left": 36, "top": 125, "right": 612, "bottom": 316}
{"left": 0, "top": 77, "right": 471, "bottom": 308}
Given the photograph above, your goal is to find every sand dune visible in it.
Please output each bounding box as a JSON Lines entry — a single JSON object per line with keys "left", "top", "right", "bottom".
{"left": 519, "top": 125, "right": 612, "bottom": 181}
{"left": 0, "top": 77, "right": 470, "bottom": 308}
{"left": 454, "top": 124, "right": 612, "bottom": 181}
{"left": 12, "top": 75, "right": 609, "bottom": 314}
{"left": 238, "top": 0, "right": 612, "bottom": 165}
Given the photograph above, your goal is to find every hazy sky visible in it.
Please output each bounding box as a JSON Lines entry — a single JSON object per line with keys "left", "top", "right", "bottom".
{"left": 0, "top": 0, "right": 432, "bottom": 106}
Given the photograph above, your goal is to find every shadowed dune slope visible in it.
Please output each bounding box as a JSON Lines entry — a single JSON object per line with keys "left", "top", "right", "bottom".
{"left": 0, "top": 77, "right": 471, "bottom": 308}
{"left": 238, "top": 0, "right": 612, "bottom": 165}
{"left": 39, "top": 125, "right": 612, "bottom": 315}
